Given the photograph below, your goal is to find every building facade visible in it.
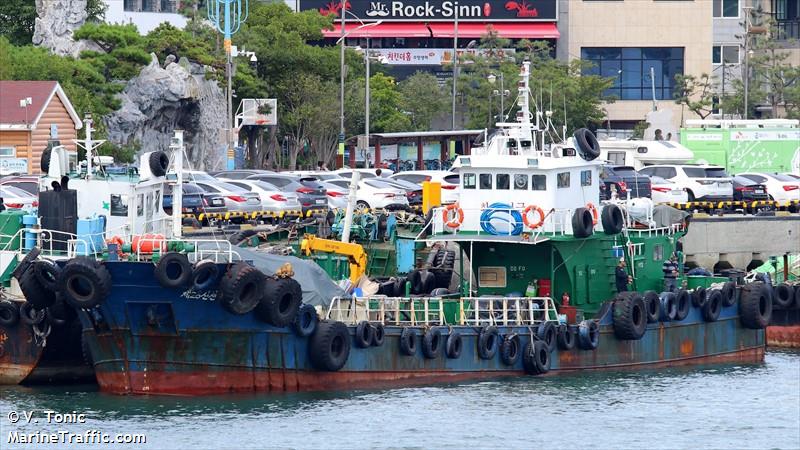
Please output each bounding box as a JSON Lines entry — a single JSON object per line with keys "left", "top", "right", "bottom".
{"left": 103, "top": 0, "right": 188, "bottom": 34}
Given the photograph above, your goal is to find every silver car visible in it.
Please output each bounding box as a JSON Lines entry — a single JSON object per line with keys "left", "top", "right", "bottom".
{"left": 221, "top": 179, "right": 302, "bottom": 213}
{"left": 194, "top": 181, "right": 262, "bottom": 213}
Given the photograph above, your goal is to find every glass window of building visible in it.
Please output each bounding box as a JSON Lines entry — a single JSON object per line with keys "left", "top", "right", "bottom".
{"left": 479, "top": 174, "right": 492, "bottom": 190}
{"left": 774, "top": 0, "right": 800, "bottom": 20}
{"left": 463, "top": 173, "right": 476, "bottom": 189}
{"left": 712, "top": 45, "right": 740, "bottom": 64}
{"left": 532, "top": 175, "right": 546, "bottom": 191}
{"left": 713, "top": 0, "right": 740, "bottom": 17}
{"left": 581, "top": 47, "right": 685, "bottom": 100}
{"left": 496, "top": 174, "right": 510, "bottom": 190}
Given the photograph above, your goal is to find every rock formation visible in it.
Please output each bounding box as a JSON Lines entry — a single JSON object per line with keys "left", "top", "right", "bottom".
{"left": 104, "top": 54, "right": 227, "bottom": 170}
{"left": 33, "top": 0, "right": 101, "bottom": 56}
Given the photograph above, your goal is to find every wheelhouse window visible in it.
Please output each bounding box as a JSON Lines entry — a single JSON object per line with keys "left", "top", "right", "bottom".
{"left": 463, "top": 173, "right": 476, "bottom": 189}
{"left": 581, "top": 170, "right": 592, "bottom": 186}
{"left": 557, "top": 172, "right": 570, "bottom": 188}
{"left": 496, "top": 174, "right": 510, "bottom": 190}
{"left": 479, "top": 174, "right": 492, "bottom": 189}
{"left": 514, "top": 174, "right": 528, "bottom": 190}
{"left": 532, "top": 174, "right": 546, "bottom": 191}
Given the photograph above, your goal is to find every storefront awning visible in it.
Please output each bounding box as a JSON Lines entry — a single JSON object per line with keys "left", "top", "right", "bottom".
{"left": 322, "top": 22, "right": 559, "bottom": 39}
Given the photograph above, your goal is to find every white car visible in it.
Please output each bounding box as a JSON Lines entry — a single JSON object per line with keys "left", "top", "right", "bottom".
{"left": 220, "top": 179, "right": 302, "bottom": 212}
{"left": 736, "top": 172, "right": 800, "bottom": 203}
{"left": 0, "top": 185, "right": 38, "bottom": 210}
{"left": 389, "top": 170, "right": 460, "bottom": 204}
{"left": 318, "top": 181, "right": 349, "bottom": 209}
{"left": 289, "top": 171, "right": 346, "bottom": 182}
{"left": 335, "top": 168, "right": 395, "bottom": 179}
{"left": 648, "top": 175, "right": 688, "bottom": 204}
{"left": 326, "top": 178, "right": 408, "bottom": 211}
{"left": 639, "top": 165, "right": 733, "bottom": 202}
{"left": 193, "top": 181, "right": 262, "bottom": 213}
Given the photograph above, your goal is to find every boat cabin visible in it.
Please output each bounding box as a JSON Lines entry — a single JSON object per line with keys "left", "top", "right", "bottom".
{"left": 598, "top": 139, "right": 694, "bottom": 170}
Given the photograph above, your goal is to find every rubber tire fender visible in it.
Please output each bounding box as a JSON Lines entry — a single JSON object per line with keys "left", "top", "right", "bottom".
{"left": 720, "top": 281, "right": 736, "bottom": 307}
{"left": 740, "top": 282, "right": 772, "bottom": 329}
{"left": 220, "top": 263, "right": 264, "bottom": 316}
{"left": 46, "top": 294, "right": 76, "bottom": 327}
{"left": 522, "top": 341, "right": 539, "bottom": 375}
{"left": 422, "top": 327, "right": 442, "bottom": 359}
{"left": 293, "top": 304, "right": 318, "bottom": 337}
{"left": 659, "top": 292, "right": 678, "bottom": 321}
{"left": 642, "top": 290, "right": 661, "bottom": 323}
{"left": 445, "top": 331, "right": 462, "bottom": 359}
{"left": 537, "top": 321, "right": 557, "bottom": 353}
{"left": 41, "top": 146, "right": 52, "bottom": 174}
{"left": 692, "top": 286, "right": 707, "bottom": 308}
{"left": 601, "top": 204, "right": 624, "bottom": 235}
{"left": 573, "top": 128, "right": 601, "bottom": 161}
{"left": 11, "top": 247, "right": 41, "bottom": 281}
{"left": 58, "top": 257, "right": 111, "bottom": 309}
{"left": 556, "top": 325, "right": 576, "bottom": 351}
{"left": 149, "top": 151, "right": 169, "bottom": 177}
{"left": 154, "top": 252, "right": 193, "bottom": 289}
{"left": 577, "top": 320, "right": 600, "bottom": 350}
{"left": 773, "top": 283, "right": 794, "bottom": 309}
{"left": 702, "top": 289, "right": 722, "bottom": 322}
{"left": 0, "top": 300, "right": 20, "bottom": 327}
{"left": 399, "top": 327, "right": 417, "bottom": 356}
{"left": 393, "top": 277, "right": 408, "bottom": 297}
{"left": 255, "top": 277, "right": 302, "bottom": 326}
{"left": 420, "top": 271, "right": 436, "bottom": 294}
{"left": 308, "top": 320, "right": 350, "bottom": 371}
{"left": 499, "top": 334, "right": 520, "bottom": 365}
{"left": 477, "top": 326, "right": 499, "bottom": 360}
{"left": 674, "top": 289, "right": 691, "bottom": 321}
{"left": 20, "top": 302, "right": 46, "bottom": 326}
{"left": 354, "top": 321, "right": 374, "bottom": 348}
{"left": 32, "top": 260, "right": 60, "bottom": 292}
{"left": 571, "top": 207, "right": 594, "bottom": 239}
{"left": 19, "top": 267, "right": 56, "bottom": 309}
{"left": 371, "top": 322, "right": 385, "bottom": 346}
{"left": 794, "top": 285, "right": 800, "bottom": 309}
{"left": 192, "top": 260, "right": 220, "bottom": 292}
{"left": 523, "top": 340, "right": 551, "bottom": 375}
{"left": 613, "top": 292, "right": 647, "bottom": 340}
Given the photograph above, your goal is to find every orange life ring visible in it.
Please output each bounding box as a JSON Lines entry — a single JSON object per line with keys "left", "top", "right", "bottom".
{"left": 586, "top": 202, "right": 599, "bottom": 225}
{"left": 522, "top": 204, "right": 545, "bottom": 229}
{"left": 443, "top": 203, "right": 464, "bottom": 228}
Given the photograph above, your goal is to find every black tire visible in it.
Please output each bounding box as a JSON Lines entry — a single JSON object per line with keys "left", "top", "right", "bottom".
{"left": 20, "top": 302, "right": 45, "bottom": 325}
{"left": 773, "top": 283, "right": 794, "bottom": 309}
{"left": 293, "top": 304, "right": 318, "bottom": 337}
{"left": 308, "top": 320, "right": 350, "bottom": 371}
{"left": 660, "top": 292, "right": 678, "bottom": 321}
{"left": 523, "top": 341, "right": 539, "bottom": 375}
{"left": 601, "top": 204, "right": 624, "bottom": 235}
{"left": 692, "top": 286, "right": 707, "bottom": 308}
{"left": 255, "top": 277, "right": 302, "bottom": 326}
{"left": 408, "top": 270, "right": 423, "bottom": 295}
{"left": 378, "top": 280, "right": 396, "bottom": 296}
{"left": 477, "top": 326, "right": 499, "bottom": 360}
{"left": 533, "top": 340, "right": 551, "bottom": 374}
{"left": 32, "top": 260, "right": 60, "bottom": 291}
{"left": 46, "top": 295, "right": 76, "bottom": 327}
{"left": 429, "top": 287, "right": 450, "bottom": 297}
{"left": 721, "top": 282, "right": 736, "bottom": 307}
{"left": 445, "top": 331, "right": 462, "bottom": 359}
{"left": 12, "top": 247, "right": 40, "bottom": 281}
{"left": 149, "top": 151, "right": 169, "bottom": 177}
{"left": 0, "top": 300, "right": 20, "bottom": 327}
{"left": 500, "top": 335, "right": 521, "bottom": 366}
{"left": 643, "top": 290, "right": 660, "bottom": 323}
{"left": 577, "top": 320, "right": 600, "bottom": 350}
{"left": 573, "top": 128, "right": 600, "bottom": 161}
{"left": 371, "top": 322, "right": 385, "bottom": 346}
{"left": 58, "top": 258, "right": 111, "bottom": 309}
{"left": 794, "top": 285, "right": 800, "bottom": 309}
{"left": 420, "top": 271, "right": 436, "bottom": 294}
{"left": 537, "top": 321, "right": 557, "bottom": 353}
{"left": 399, "top": 327, "right": 417, "bottom": 356}
{"left": 674, "top": 289, "right": 691, "bottom": 321}
{"left": 220, "top": 263, "right": 264, "bottom": 316}
{"left": 393, "top": 277, "right": 408, "bottom": 297}
{"left": 434, "top": 270, "right": 453, "bottom": 289}
{"left": 556, "top": 325, "right": 576, "bottom": 351}
{"left": 19, "top": 267, "right": 56, "bottom": 309}
{"left": 41, "top": 146, "right": 52, "bottom": 173}
{"left": 613, "top": 292, "right": 647, "bottom": 340}
{"left": 422, "top": 327, "right": 442, "bottom": 359}
{"left": 740, "top": 282, "right": 772, "bottom": 329}
{"left": 154, "top": 252, "right": 193, "bottom": 289}
{"left": 703, "top": 289, "right": 722, "bottom": 322}
{"left": 354, "top": 321, "right": 374, "bottom": 348}
{"left": 571, "top": 207, "right": 594, "bottom": 238}
{"left": 192, "top": 260, "right": 220, "bottom": 292}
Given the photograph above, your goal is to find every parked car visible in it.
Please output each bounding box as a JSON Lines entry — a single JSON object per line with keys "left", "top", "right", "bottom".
{"left": 336, "top": 168, "right": 395, "bottom": 179}
{"left": 211, "top": 169, "right": 275, "bottom": 180}
{"left": 639, "top": 165, "right": 733, "bottom": 201}
{"left": 736, "top": 172, "right": 800, "bottom": 203}
{"left": 379, "top": 178, "right": 423, "bottom": 207}
{"left": 167, "top": 170, "right": 219, "bottom": 183}
{"left": 162, "top": 183, "right": 225, "bottom": 216}
{"left": 329, "top": 178, "right": 409, "bottom": 211}
{"left": 220, "top": 179, "right": 302, "bottom": 213}
{"left": 731, "top": 176, "right": 770, "bottom": 202}
{"left": 193, "top": 181, "right": 262, "bottom": 213}
{"left": 288, "top": 171, "right": 346, "bottom": 182}
{"left": 649, "top": 175, "right": 688, "bottom": 204}
{"left": 599, "top": 165, "right": 651, "bottom": 200}
{"left": 785, "top": 173, "right": 800, "bottom": 181}
{"left": 0, "top": 185, "right": 38, "bottom": 210}
{"left": 389, "top": 170, "right": 459, "bottom": 204}
{"left": 0, "top": 175, "right": 39, "bottom": 196}
{"left": 317, "top": 181, "right": 349, "bottom": 209}
{"left": 246, "top": 174, "right": 328, "bottom": 214}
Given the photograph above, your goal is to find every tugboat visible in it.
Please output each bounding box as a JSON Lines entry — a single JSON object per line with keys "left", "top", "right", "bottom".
{"left": 57, "top": 63, "right": 768, "bottom": 395}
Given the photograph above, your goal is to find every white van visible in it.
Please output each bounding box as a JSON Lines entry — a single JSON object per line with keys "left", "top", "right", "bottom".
{"left": 598, "top": 139, "right": 694, "bottom": 170}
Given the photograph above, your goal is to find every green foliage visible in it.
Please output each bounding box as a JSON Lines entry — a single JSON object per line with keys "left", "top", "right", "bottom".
{"left": 0, "top": 0, "right": 36, "bottom": 46}
{"left": 632, "top": 121, "right": 650, "bottom": 139}
{"left": 144, "top": 23, "right": 219, "bottom": 66}
{"left": 399, "top": 71, "right": 448, "bottom": 131}
{"left": 673, "top": 74, "right": 716, "bottom": 120}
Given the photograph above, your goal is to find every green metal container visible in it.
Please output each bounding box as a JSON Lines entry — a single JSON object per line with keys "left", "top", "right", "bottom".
{"left": 0, "top": 210, "right": 26, "bottom": 251}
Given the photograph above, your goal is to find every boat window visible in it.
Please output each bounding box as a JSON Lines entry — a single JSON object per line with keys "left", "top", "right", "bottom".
{"left": 581, "top": 170, "right": 592, "bottom": 186}
{"left": 496, "top": 174, "right": 509, "bottom": 190}
{"left": 557, "top": 172, "right": 570, "bottom": 188}
{"left": 479, "top": 174, "right": 492, "bottom": 190}
{"left": 506, "top": 139, "right": 518, "bottom": 148}
{"left": 514, "top": 174, "right": 528, "bottom": 190}
{"left": 653, "top": 244, "right": 664, "bottom": 261}
{"left": 137, "top": 194, "right": 144, "bottom": 216}
{"left": 521, "top": 140, "right": 532, "bottom": 149}
{"left": 463, "top": 173, "right": 476, "bottom": 189}
{"left": 532, "top": 174, "right": 546, "bottom": 191}
{"left": 110, "top": 194, "right": 128, "bottom": 216}
{"left": 154, "top": 190, "right": 161, "bottom": 215}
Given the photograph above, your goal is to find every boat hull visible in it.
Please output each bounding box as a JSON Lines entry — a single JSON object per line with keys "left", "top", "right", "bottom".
{"left": 0, "top": 316, "right": 43, "bottom": 385}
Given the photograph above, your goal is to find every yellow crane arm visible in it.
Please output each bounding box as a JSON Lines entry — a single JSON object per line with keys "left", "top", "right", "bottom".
{"left": 300, "top": 235, "right": 367, "bottom": 283}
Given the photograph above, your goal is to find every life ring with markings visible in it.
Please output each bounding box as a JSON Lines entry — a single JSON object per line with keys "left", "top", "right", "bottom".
{"left": 586, "top": 202, "right": 599, "bottom": 225}
{"left": 522, "top": 204, "right": 545, "bottom": 229}
{"left": 443, "top": 203, "right": 464, "bottom": 229}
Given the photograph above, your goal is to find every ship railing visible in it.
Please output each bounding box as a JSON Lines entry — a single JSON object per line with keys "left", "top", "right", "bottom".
{"left": 423, "top": 206, "right": 572, "bottom": 240}
{"left": 0, "top": 228, "right": 95, "bottom": 259}
{"left": 325, "top": 295, "right": 559, "bottom": 327}
{"left": 122, "top": 234, "right": 243, "bottom": 263}
{"left": 625, "top": 223, "right": 684, "bottom": 237}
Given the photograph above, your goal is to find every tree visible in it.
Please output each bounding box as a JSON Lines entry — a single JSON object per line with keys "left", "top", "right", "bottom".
{"left": 74, "top": 23, "right": 150, "bottom": 80}
{"left": 399, "top": 71, "right": 448, "bottom": 131}
{"left": 673, "top": 73, "right": 716, "bottom": 120}
{"left": 748, "top": 18, "right": 800, "bottom": 118}
{"left": 0, "top": 0, "right": 36, "bottom": 46}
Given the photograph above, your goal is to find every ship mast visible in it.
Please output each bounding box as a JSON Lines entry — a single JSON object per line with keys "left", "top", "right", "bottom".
{"left": 170, "top": 130, "right": 184, "bottom": 239}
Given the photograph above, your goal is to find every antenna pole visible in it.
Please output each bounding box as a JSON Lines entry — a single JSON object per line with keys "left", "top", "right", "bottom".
{"left": 171, "top": 131, "right": 184, "bottom": 239}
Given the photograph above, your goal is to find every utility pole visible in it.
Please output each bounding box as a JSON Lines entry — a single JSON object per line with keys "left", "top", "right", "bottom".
{"left": 743, "top": 5, "right": 753, "bottom": 120}
{"left": 339, "top": 0, "right": 347, "bottom": 167}
{"left": 365, "top": 34, "right": 370, "bottom": 169}
{"left": 451, "top": 2, "right": 459, "bottom": 130}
